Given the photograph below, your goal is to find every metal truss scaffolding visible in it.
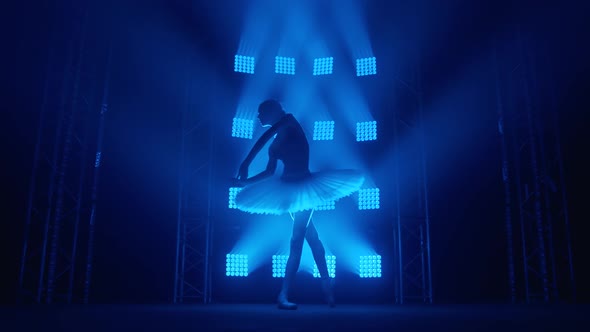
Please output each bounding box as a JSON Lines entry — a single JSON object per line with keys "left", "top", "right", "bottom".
{"left": 391, "top": 58, "right": 434, "bottom": 304}
{"left": 494, "top": 26, "right": 576, "bottom": 303}
{"left": 173, "top": 57, "right": 215, "bottom": 304}
{"left": 18, "top": 0, "right": 112, "bottom": 304}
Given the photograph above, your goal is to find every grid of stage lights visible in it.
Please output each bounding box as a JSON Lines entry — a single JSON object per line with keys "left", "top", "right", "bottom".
{"left": 313, "top": 57, "right": 334, "bottom": 75}
{"left": 313, "top": 255, "right": 336, "bottom": 278}
{"left": 358, "top": 188, "right": 380, "bottom": 210}
{"left": 232, "top": 118, "right": 254, "bottom": 139}
{"left": 271, "top": 255, "right": 288, "bottom": 278}
{"left": 315, "top": 200, "right": 335, "bottom": 211}
{"left": 356, "top": 121, "right": 377, "bottom": 141}
{"left": 228, "top": 187, "right": 242, "bottom": 209}
{"left": 312, "top": 121, "right": 335, "bottom": 141}
{"left": 234, "top": 55, "right": 255, "bottom": 74}
{"left": 356, "top": 57, "right": 377, "bottom": 76}
{"left": 226, "top": 254, "right": 248, "bottom": 277}
{"left": 275, "top": 56, "right": 296, "bottom": 75}
{"left": 360, "top": 255, "right": 382, "bottom": 278}
{"left": 233, "top": 55, "right": 379, "bottom": 77}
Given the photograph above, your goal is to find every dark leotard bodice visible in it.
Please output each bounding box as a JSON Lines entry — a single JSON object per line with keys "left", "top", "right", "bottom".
{"left": 269, "top": 114, "right": 311, "bottom": 180}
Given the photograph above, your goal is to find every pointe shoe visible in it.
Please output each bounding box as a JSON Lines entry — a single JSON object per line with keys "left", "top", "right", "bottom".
{"left": 277, "top": 293, "right": 298, "bottom": 310}
{"left": 321, "top": 278, "right": 335, "bottom": 308}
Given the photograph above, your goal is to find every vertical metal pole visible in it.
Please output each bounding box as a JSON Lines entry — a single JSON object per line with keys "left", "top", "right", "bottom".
{"left": 526, "top": 43, "right": 559, "bottom": 301}
{"left": 173, "top": 110, "right": 186, "bottom": 303}
{"left": 416, "top": 59, "right": 433, "bottom": 304}
{"left": 179, "top": 223, "right": 187, "bottom": 301}
{"left": 493, "top": 45, "right": 517, "bottom": 303}
{"left": 38, "top": 40, "right": 75, "bottom": 303}
{"left": 518, "top": 27, "right": 550, "bottom": 302}
{"left": 203, "top": 71, "right": 216, "bottom": 303}
{"left": 67, "top": 80, "right": 91, "bottom": 304}
{"left": 83, "top": 42, "right": 112, "bottom": 304}
{"left": 510, "top": 79, "right": 530, "bottom": 304}
{"left": 65, "top": 2, "right": 91, "bottom": 303}
{"left": 46, "top": 87, "right": 75, "bottom": 303}
{"left": 19, "top": 46, "right": 54, "bottom": 302}
{"left": 46, "top": 0, "right": 90, "bottom": 302}
{"left": 419, "top": 225, "right": 427, "bottom": 303}
{"left": 393, "top": 108, "right": 403, "bottom": 304}
{"left": 174, "top": 54, "right": 190, "bottom": 304}
{"left": 205, "top": 112, "right": 215, "bottom": 304}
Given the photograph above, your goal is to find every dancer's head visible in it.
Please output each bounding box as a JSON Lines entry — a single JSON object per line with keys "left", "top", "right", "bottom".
{"left": 257, "top": 99, "right": 285, "bottom": 127}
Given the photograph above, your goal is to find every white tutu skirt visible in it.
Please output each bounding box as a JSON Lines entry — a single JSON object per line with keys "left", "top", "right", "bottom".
{"left": 235, "top": 169, "right": 365, "bottom": 215}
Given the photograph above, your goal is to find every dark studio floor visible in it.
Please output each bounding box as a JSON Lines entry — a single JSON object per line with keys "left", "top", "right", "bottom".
{"left": 1, "top": 303, "right": 589, "bottom": 332}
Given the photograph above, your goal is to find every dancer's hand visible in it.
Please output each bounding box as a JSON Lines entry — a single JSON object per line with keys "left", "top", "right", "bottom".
{"left": 237, "top": 163, "right": 249, "bottom": 181}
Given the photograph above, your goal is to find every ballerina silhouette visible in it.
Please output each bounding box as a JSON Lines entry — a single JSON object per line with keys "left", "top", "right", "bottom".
{"left": 235, "top": 99, "right": 364, "bottom": 309}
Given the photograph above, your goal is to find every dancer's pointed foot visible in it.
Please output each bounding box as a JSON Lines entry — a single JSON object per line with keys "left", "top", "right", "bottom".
{"left": 321, "top": 277, "right": 335, "bottom": 308}
{"left": 277, "top": 292, "right": 298, "bottom": 310}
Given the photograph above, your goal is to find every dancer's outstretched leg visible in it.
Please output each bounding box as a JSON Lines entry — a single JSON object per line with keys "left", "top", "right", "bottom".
{"left": 306, "top": 221, "right": 335, "bottom": 307}
{"left": 277, "top": 210, "right": 311, "bottom": 310}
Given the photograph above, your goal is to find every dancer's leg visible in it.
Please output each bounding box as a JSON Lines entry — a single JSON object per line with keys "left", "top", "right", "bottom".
{"left": 305, "top": 220, "right": 335, "bottom": 307}
{"left": 277, "top": 210, "right": 313, "bottom": 309}
{"left": 305, "top": 221, "right": 328, "bottom": 278}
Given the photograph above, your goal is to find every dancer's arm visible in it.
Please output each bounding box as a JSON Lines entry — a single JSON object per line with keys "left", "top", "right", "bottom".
{"left": 242, "top": 156, "right": 278, "bottom": 184}
{"left": 240, "top": 115, "right": 290, "bottom": 168}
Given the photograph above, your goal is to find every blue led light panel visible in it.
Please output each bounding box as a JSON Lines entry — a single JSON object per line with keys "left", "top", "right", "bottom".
{"left": 315, "top": 200, "right": 335, "bottom": 211}
{"left": 275, "top": 56, "right": 296, "bottom": 75}
{"left": 356, "top": 57, "right": 377, "bottom": 76}
{"left": 234, "top": 55, "right": 255, "bottom": 74}
{"left": 313, "top": 255, "right": 336, "bottom": 278}
{"left": 232, "top": 118, "right": 254, "bottom": 139}
{"left": 356, "top": 121, "right": 377, "bottom": 141}
{"left": 226, "top": 254, "right": 249, "bottom": 277}
{"left": 228, "top": 187, "right": 243, "bottom": 209}
{"left": 313, "top": 57, "right": 334, "bottom": 75}
{"left": 358, "top": 188, "right": 380, "bottom": 210}
{"left": 272, "top": 255, "right": 288, "bottom": 278}
{"left": 360, "top": 255, "right": 382, "bottom": 278}
{"left": 313, "top": 121, "right": 335, "bottom": 141}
